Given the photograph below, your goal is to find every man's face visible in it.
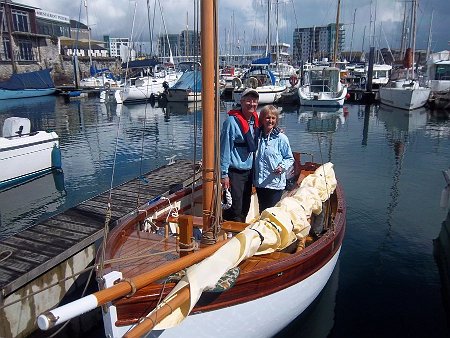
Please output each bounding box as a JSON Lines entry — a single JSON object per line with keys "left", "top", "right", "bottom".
{"left": 240, "top": 95, "right": 259, "bottom": 114}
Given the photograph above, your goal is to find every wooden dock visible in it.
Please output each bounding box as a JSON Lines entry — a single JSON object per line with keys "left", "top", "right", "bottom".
{"left": 0, "top": 159, "right": 197, "bottom": 338}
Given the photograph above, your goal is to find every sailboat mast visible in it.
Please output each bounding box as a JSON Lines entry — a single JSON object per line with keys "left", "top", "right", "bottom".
{"left": 146, "top": 0, "right": 153, "bottom": 56}
{"left": 84, "top": 0, "right": 93, "bottom": 67}
{"left": 411, "top": 0, "right": 417, "bottom": 79}
{"left": 425, "top": 10, "right": 433, "bottom": 62}
{"left": 266, "top": 0, "right": 271, "bottom": 58}
{"left": 201, "top": 0, "right": 216, "bottom": 232}
{"left": 333, "top": 0, "right": 341, "bottom": 66}
{"left": 275, "top": 0, "right": 279, "bottom": 65}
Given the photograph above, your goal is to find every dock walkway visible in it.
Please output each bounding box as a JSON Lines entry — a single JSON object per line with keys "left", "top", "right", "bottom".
{"left": 0, "top": 159, "right": 196, "bottom": 298}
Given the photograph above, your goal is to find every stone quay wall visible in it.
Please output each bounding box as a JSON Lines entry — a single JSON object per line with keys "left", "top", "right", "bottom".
{"left": 0, "top": 38, "right": 122, "bottom": 87}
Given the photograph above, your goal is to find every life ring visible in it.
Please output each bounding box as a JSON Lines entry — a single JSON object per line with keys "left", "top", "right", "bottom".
{"left": 289, "top": 75, "right": 299, "bottom": 87}
{"left": 232, "top": 77, "right": 242, "bottom": 88}
{"left": 247, "top": 77, "right": 258, "bottom": 89}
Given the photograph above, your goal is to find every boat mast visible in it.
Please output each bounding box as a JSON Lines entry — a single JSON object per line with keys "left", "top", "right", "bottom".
{"left": 333, "top": 0, "right": 341, "bottom": 66}
{"left": 84, "top": 0, "right": 93, "bottom": 67}
{"left": 411, "top": 0, "right": 417, "bottom": 79}
{"left": 200, "top": 0, "right": 216, "bottom": 233}
{"left": 275, "top": 0, "right": 279, "bottom": 65}
{"left": 349, "top": 8, "right": 356, "bottom": 62}
{"left": 266, "top": 0, "right": 271, "bottom": 58}
{"left": 425, "top": 10, "right": 433, "bottom": 62}
{"left": 146, "top": 0, "right": 153, "bottom": 56}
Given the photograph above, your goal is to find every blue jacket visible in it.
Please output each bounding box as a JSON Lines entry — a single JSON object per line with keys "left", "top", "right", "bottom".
{"left": 254, "top": 128, "right": 294, "bottom": 190}
{"left": 220, "top": 114, "right": 258, "bottom": 177}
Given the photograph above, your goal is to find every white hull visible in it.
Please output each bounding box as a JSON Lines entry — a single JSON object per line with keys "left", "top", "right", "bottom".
{"left": 104, "top": 247, "right": 341, "bottom": 338}
{"left": 232, "top": 85, "right": 286, "bottom": 104}
{"left": 298, "top": 86, "right": 347, "bottom": 107}
{"left": 379, "top": 82, "right": 431, "bottom": 110}
{"left": 429, "top": 80, "right": 450, "bottom": 93}
{"left": 122, "top": 75, "right": 181, "bottom": 102}
{"left": 0, "top": 131, "right": 60, "bottom": 188}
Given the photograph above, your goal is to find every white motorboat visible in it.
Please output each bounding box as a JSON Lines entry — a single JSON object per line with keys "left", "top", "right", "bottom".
{"left": 0, "top": 117, "right": 61, "bottom": 189}
{"left": 298, "top": 66, "right": 347, "bottom": 107}
{"left": 426, "top": 50, "right": 450, "bottom": 94}
{"left": 232, "top": 58, "right": 287, "bottom": 105}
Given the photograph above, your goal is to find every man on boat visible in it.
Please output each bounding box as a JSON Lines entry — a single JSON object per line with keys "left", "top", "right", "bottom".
{"left": 220, "top": 88, "right": 260, "bottom": 222}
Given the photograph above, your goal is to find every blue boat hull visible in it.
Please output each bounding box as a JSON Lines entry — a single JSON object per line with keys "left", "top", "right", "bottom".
{"left": 0, "top": 88, "right": 56, "bottom": 100}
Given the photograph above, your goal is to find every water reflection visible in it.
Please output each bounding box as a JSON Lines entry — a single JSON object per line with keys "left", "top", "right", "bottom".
{"left": 0, "top": 96, "right": 58, "bottom": 131}
{"left": 378, "top": 105, "right": 428, "bottom": 134}
{"left": 0, "top": 170, "right": 66, "bottom": 239}
{"left": 298, "top": 106, "right": 346, "bottom": 133}
{"left": 433, "top": 210, "right": 450, "bottom": 324}
{"left": 296, "top": 106, "right": 346, "bottom": 162}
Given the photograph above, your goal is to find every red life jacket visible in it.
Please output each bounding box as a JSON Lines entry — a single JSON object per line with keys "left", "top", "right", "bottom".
{"left": 228, "top": 109, "right": 260, "bottom": 152}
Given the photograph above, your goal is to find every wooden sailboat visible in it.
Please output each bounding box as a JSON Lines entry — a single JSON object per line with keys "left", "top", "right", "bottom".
{"left": 37, "top": 1, "right": 346, "bottom": 337}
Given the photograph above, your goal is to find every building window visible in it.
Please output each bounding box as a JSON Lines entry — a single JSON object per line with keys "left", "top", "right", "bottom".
{"left": 1, "top": 9, "right": 8, "bottom": 32}
{"left": 1, "top": 37, "right": 11, "bottom": 60}
{"left": 17, "top": 40, "right": 34, "bottom": 61}
{"left": 12, "top": 10, "right": 30, "bottom": 32}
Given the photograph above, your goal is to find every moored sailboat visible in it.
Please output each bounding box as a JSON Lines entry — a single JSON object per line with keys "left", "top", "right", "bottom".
{"left": 379, "top": 0, "right": 430, "bottom": 110}
{"left": 37, "top": 2, "right": 346, "bottom": 337}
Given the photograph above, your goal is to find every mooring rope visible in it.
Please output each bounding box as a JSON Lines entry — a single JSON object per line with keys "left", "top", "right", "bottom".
{"left": 0, "top": 250, "right": 12, "bottom": 263}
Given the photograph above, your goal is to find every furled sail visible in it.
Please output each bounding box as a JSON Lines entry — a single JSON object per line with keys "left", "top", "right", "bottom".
{"left": 151, "top": 162, "right": 337, "bottom": 329}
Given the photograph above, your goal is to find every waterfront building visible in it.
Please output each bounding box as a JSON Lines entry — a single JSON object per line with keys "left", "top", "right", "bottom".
{"left": 292, "top": 24, "right": 345, "bottom": 64}
{"left": 0, "top": 1, "right": 44, "bottom": 64}
{"left": 35, "top": 9, "right": 70, "bottom": 38}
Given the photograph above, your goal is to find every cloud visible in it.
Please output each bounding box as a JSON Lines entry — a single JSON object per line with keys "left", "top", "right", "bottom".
{"left": 19, "top": 0, "right": 450, "bottom": 54}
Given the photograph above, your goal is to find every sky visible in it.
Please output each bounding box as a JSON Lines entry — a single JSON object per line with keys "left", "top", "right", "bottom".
{"left": 20, "top": 0, "right": 449, "bottom": 56}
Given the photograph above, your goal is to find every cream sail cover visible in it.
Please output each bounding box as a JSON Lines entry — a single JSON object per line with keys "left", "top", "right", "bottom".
{"left": 151, "top": 162, "right": 337, "bottom": 329}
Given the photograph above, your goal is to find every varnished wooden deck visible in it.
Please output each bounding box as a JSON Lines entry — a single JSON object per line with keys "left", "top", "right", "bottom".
{"left": 0, "top": 159, "right": 197, "bottom": 297}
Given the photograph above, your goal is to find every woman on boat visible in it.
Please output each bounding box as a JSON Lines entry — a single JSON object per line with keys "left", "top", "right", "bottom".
{"left": 254, "top": 105, "right": 294, "bottom": 213}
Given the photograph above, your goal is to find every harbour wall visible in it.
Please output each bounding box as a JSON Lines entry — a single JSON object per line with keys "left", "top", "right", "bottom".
{"left": 0, "top": 37, "right": 122, "bottom": 86}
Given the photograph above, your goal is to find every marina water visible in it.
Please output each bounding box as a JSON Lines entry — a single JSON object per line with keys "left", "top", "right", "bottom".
{"left": 0, "top": 95, "right": 449, "bottom": 337}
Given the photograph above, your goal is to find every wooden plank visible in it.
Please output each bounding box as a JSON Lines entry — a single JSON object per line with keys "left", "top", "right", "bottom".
{"left": 2, "top": 236, "right": 61, "bottom": 256}
{"left": 50, "top": 209, "right": 105, "bottom": 228}
{"left": 30, "top": 224, "right": 87, "bottom": 241}
{"left": 40, "top": 218, "right": 100, "bottom": 235}
{"left": 15, "top": 229, "right": 77, "bottom": 248}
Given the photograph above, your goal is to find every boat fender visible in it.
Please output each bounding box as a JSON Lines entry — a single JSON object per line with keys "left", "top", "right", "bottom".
{"left": 51, "top": 144, "right": 62, "bottom": 169}
{"left": 221, "top": 188, "right": 232, "bottom": 210}
{"left": 232, "top": 77, "right": 242, "bottom": 88}
{"left": 247, "top": 77, "right": 258, "bottom": 89}
{"left": 361, "top": 77, "right": 366, "bottom": 86}
{"left": 289, "top": 75, "right": 299, "bottom": 87}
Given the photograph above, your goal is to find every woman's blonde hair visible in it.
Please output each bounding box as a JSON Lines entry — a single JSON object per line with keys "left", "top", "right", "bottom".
{"left": 259, "top": 105, "right": 279, "bottom": 127}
